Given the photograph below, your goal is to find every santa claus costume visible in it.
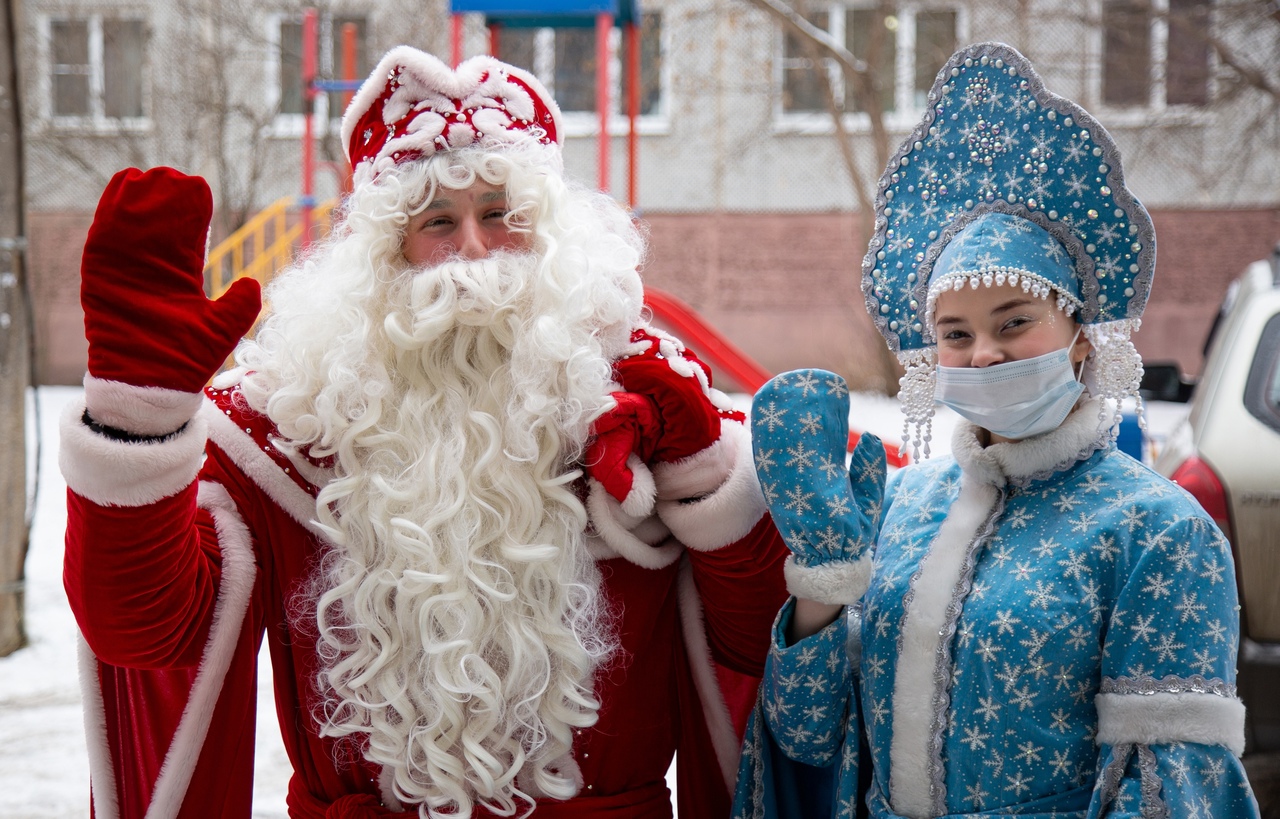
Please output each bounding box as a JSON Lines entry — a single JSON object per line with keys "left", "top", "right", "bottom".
{"left": 62, "top": 47, "right": 788, "bottom": 819}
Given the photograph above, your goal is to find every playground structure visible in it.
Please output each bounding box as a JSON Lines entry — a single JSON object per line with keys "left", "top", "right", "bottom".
{"left": 201, "top": 1, "right": 910, "bottom": 467}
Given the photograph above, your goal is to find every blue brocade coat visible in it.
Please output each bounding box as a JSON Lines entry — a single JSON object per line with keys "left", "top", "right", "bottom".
{"left": 733, "top": 401, "right": 1260, "bottom": 819}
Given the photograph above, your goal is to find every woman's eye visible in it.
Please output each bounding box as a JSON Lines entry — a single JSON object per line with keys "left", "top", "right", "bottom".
{"left": 484, "top": 208, "right": 509, "bottom": 220}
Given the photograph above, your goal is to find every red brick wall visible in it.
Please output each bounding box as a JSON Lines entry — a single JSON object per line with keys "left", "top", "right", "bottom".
{"left": 29, "top": 212, "right": 92, "bottom": 386}
{"left": 641, "top": 208, "right": 1280, "bottom": 386}
{"left": 28, "top": 207, "right": 1280, "bottom": 387}
{"left": 1138, "top": 209, "right": 1280, "bottom": 376}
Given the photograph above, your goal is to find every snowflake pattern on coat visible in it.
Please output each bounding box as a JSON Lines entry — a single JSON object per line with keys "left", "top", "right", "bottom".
{"left": 734, "top": 403, "right": 1259, "bottom": 819}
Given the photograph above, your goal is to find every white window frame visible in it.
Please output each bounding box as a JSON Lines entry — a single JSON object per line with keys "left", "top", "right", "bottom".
{"left": 471, "top": 13, "right": 670, "bottom": 138}
{"left": 773, "top": 2, "right": 966, "bottom": 134}
{"left": 39, "top": 13, "right": 150, "bottom": 133}
{"left": 1090, "top": 0, "right": 1217, "bottom": 124}
{"left": 267, "top": 12, "right": 371, "bottom": 139}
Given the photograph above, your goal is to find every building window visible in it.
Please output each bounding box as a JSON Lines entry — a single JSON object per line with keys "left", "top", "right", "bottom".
{"left": 780, "top": 4, "right": 958, "bottom": 118}
{"left": 1102, "top": 0, "right": 1210, "bottom": 108}
{"left": 277, "top": 14, "right": 370, "bottom": 120}
{"left": 48, "top": 16, "right": 146, "bottom": 122}
{"left": 496, "top": 12, "right": 664, "bottom": 118}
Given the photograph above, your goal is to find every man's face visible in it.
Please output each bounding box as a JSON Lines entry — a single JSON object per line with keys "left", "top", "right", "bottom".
{"left": 402, "top": 181, "right": 531, "bottom": 266}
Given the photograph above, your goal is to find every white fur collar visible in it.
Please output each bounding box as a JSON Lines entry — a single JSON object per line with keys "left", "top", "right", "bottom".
{"left": 949, "top": 398, "right": 1111, "bottom": 487}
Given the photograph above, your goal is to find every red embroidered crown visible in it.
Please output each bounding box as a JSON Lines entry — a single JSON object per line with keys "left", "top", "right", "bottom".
{"left": 341, "top": 46, "right": 563, "bottom": 182}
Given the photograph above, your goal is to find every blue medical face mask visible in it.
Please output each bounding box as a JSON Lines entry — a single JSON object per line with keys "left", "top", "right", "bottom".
{"left": 935, "top": 333, "right": 1085, "bottom": 441}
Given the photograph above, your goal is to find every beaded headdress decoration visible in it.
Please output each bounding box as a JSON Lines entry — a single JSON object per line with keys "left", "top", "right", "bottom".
{"left": 861, "top": 42, "right": 1156, "bottom": 456}
{"left": 342, "top": 46, "right": 563, "bottom": 187}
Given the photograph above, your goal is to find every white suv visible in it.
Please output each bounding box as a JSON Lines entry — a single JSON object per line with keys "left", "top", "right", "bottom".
{"left": 1155, "top": 251, "right": 1280, "bottom": 754}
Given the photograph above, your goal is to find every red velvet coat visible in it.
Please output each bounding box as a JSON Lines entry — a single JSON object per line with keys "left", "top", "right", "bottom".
{"left": 61, "top": 378, "right": 788, "bottom": 819}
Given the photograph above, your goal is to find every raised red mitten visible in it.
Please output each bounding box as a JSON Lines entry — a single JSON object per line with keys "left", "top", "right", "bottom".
{"left": 82, "top": 167, "right": 262, "bottom": 393}
{"left": 584, "top": 391, "right": 661, "bottom": 503}
{"left": 612, "top": 330, "right": 724, "bottom": 464}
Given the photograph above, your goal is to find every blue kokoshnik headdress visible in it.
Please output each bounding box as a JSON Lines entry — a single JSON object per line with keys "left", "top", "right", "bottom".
{"left": 861, "top": 42, "right": 1156, "bottom": 455}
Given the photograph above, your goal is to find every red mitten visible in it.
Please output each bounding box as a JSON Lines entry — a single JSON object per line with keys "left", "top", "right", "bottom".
{"left": 82, "top": 167, "right": 261, "bottom": 393}
{"left": 612, "top": 329, "right": 743, "bottom": 463}
{"left": 584, "top": 391, "right": 661, "bottom": 504}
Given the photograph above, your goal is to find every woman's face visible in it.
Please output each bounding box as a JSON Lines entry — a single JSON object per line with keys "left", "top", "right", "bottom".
{"left": 933, "top": 281, "right": 1090, "bottom": 369}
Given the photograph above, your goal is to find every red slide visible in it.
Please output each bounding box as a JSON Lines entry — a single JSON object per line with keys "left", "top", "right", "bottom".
{"left": 644, "top": 288, "right": 909, "bottom": 468}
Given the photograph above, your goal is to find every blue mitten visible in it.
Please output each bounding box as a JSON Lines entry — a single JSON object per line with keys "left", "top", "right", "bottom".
{"left": 752, "top": 369, "right": 884, "bottom": 605}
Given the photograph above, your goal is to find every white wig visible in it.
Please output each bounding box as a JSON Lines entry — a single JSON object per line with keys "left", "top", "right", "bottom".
{"left": 234, "top": 144, "right": 646, "bottom": 816}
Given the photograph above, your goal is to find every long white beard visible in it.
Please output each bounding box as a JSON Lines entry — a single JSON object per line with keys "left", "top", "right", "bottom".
{"left": 252, "top": 250, "right": 633, "bottom": 817}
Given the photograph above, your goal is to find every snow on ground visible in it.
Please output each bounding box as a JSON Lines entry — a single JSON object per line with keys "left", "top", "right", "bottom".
{"left": 1, "top": 386, "right": 293, "bottom": 818}
{"left": 1, "top": 386, "right": 1189, "bottom": 818}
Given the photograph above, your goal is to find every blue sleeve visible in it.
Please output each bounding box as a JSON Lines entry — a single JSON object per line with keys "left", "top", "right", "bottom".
{"left": 1088, "top": 508, "right": 1259, "bottom": 818}
{"left": 761, "top": 599, "right": 854, "bottom": 766}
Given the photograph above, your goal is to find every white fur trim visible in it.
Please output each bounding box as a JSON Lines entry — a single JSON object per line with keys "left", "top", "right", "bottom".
{"left": 783, "top": 552, "right": 873, "bottom": 606}
{"left": 202, "top": 400, "right": 327, "bottom": 536}
{"left": 78, "top": 635, "right": 119, "bottom": 819}
{"left": 76, "top": 482, "right": 257, "bottom": 819}
{"left": 84, "top": 375, "right": 203, "bottom": 437}
{"left": 143, "top": 482, "right": 256, "bottom": 818}
{"left": 60, "top": 398, "right": 207, "bottom": 507}
{"left": 378, "top": 766, "right": 406, "bottom": 811}
{"left": 655, "top": 423, "right": 767, "bottom": 552}
{"left": 676, "top": 557, "right": 741, "bottom": 791}
{"left": 652, "top": 418, "right": 740, "bottom": 501}
{"left": 1096, "top": 692, "right": 1247, "bottom": 757}
{"left": 586, "top": 479, "right": 683, "bottom": 570}
{"left": 889, "top": 475, "right": 1000, "bottom": 819}
{"left": 951, "top": 397, "right": 1111, "bottom": 487}
{"left": 620, "top": 454, "right": 657, "bottom": 518}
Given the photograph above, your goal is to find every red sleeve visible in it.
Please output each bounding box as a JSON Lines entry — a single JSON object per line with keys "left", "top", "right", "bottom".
{"left": 64, "top": 482, "right": 224, "bottom": 669}
{"left": 683, "top": 513, "right": 789, "bottom": 676}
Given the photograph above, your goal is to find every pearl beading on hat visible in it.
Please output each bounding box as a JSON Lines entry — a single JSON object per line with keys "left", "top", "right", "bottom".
{"left": 924, "top": 266, "right": 1083, "bottom": 334}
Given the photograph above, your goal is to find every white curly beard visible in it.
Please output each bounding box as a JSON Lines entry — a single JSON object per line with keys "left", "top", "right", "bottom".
{"left": 238, "top": 241, "right": 643, "bottom": 816}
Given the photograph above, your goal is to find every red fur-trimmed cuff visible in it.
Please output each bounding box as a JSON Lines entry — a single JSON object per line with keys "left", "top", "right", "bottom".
{"left": 1096, "top": 691, "right": 1246, "bottom": 757}
{"left": 586, "top": 479, "right": 682, "bottom": 569}
{"left": 60, "top": 395, "right": 207, "bottom": 507}
{"left": 655, "top": 422, "right": 767, "bottom": 552}
{"left": 783, "top": 552, "right": 873, "bottom": 606}
{"left": 84, "top": 374, "right": 203, "bottom": 437}
{"left": 652, "top": 418, "right": 741, "bottom": 501}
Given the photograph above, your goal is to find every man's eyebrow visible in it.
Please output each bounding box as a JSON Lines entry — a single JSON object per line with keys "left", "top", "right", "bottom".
{"left": 422, "top": 191, "right": 507, "bottom": 211}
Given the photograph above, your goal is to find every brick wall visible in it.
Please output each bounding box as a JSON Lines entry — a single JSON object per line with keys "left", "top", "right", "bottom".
{"left": 1139, "top": 209, "right": 1280, "bottom": 376}
{"left": 29, "top": 212, "right": 93, "bottom": 386}
{"left": 28, "top": 207, "right": 1280, "bottom": 387}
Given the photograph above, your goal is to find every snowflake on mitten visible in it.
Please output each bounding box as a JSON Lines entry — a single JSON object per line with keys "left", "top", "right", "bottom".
{"left": 752, "top": 369, "right": 882, "bottom": 605}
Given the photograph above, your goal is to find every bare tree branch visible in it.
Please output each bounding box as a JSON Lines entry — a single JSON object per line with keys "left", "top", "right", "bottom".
{"left": 740, "top": 0, "right": 867, "bottom": 78}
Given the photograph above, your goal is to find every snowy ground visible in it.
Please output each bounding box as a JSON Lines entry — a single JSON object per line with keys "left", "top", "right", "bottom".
{"left": 1, "top": 386, "right": 1190, "bottom": 818}
{"left": 2, "top": 386, "right": 293, "bottom": 818}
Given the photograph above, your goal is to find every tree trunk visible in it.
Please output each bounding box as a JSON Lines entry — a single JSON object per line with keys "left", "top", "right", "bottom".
{"left": 0, "top": 0, "right": 30, "bottom": 658}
